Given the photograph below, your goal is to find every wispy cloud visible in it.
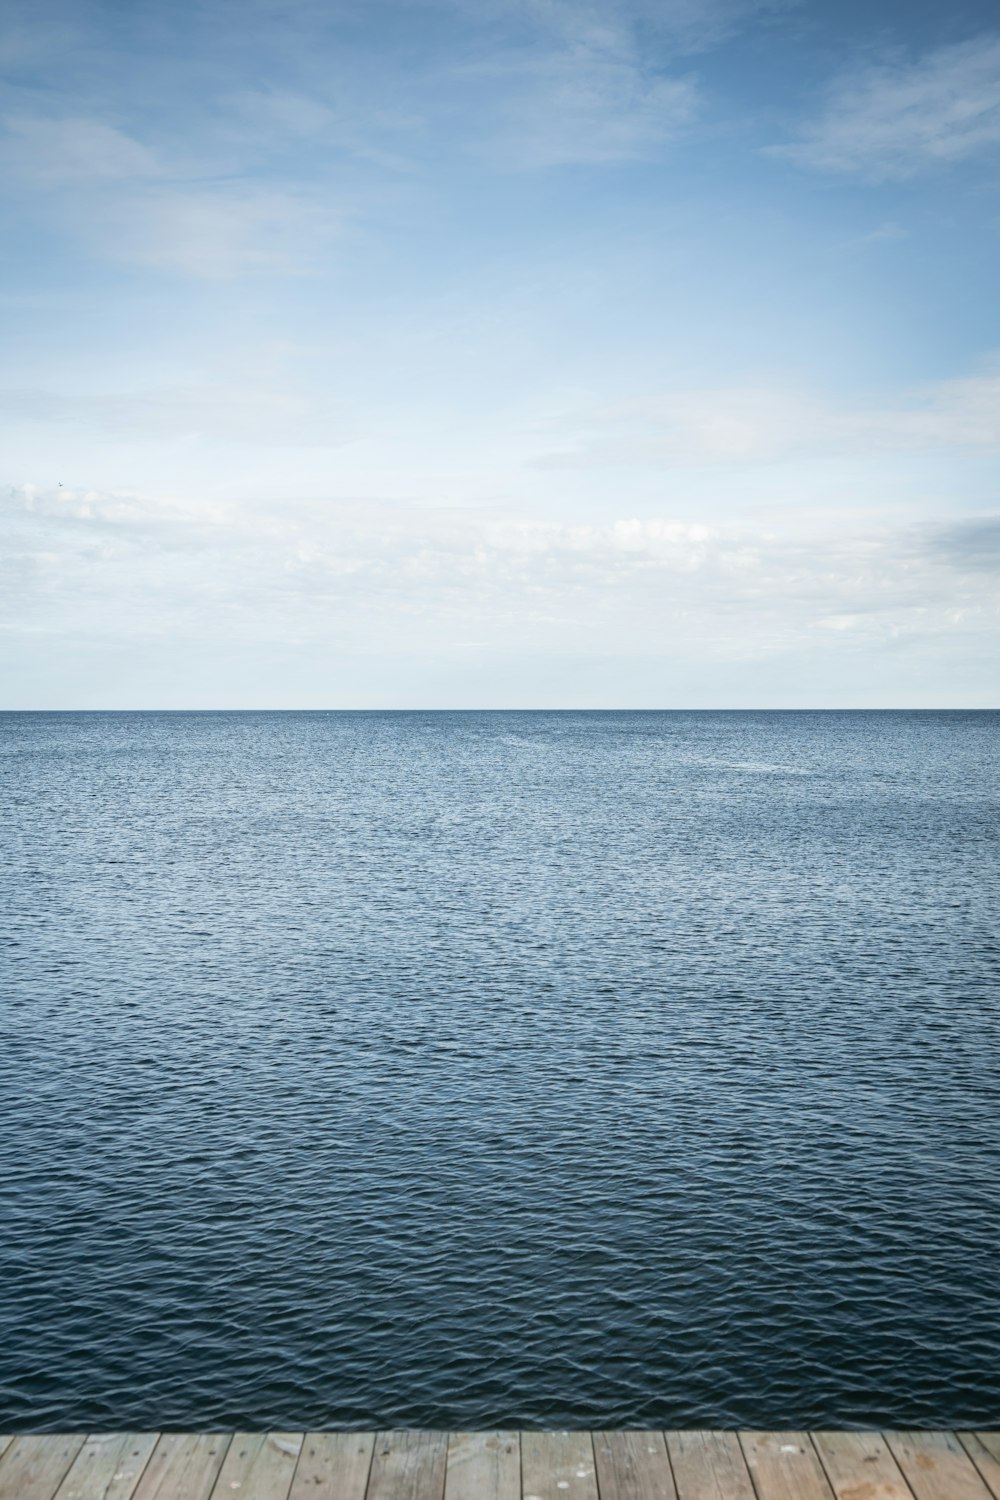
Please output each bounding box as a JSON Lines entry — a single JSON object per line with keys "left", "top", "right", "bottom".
{"left": 3, "top": 484, "right": 996, "bottom": 663}
{"left": 776, "top": 35, "right": 1000, "bottom": 179}
{"left": 0, "top": 379, "right": 348, "bottom": 446}
{"left": 932, "top": 514, "right": 1000, "bottom": 571}
{"left": 0, "top": 108, "right": 348, "bottom": 277}
{"left": 453, "top": 0, "right": 790, "bottom": 167}
{"left": 2, "top": 1, "right": 998, "bottom": 705}
{"left": 480, "top": 52, "right": 700, "bottom": 168}
{"left": 461, "top": 0, "right": 790, "bottom": 58}
{"left": 0, "top": 113, "right": 161, "bottom": 181}
{"left": 0, "top": 0, "right": 792, "bottom": 292}
{"left": 9, "top": 357, "right": 998, "bottom": 469}
{"left": 105, "top": 186, "right": 344, "bottom": 278}
{"left": 533, "top": 363, "right": 1000, "bottom": 468}
{"left": 5, "top": 358, "right": 998, "bottom": 499}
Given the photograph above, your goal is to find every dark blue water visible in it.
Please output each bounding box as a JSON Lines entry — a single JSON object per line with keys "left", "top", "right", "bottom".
{"left": 1, "top": 711, "right": 998, "bottom": 1431}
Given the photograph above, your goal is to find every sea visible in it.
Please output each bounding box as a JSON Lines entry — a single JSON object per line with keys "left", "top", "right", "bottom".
{"left": 1, "top": 710, "right": 998, "bottom": 1431}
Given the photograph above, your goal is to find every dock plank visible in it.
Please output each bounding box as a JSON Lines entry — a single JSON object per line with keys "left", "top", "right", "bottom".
{"left": 210, "top": 1432, "right": 303, "bottom": 1500}
{"left": 739, "top": 1431, "right": 834, "bottom": 1500}
{"left": 594, "top": 1431, "right": 676, "bottom": 1500}
{"left": 885, "top": 1432, "right": 993, "bottom": 1500}
{"left": 0, "top": 1441, "right": 11, "bottom": 1461}
{"left": 959, "top": 1436, "right": 1000, "bottom": 1500}
{"left": 812, "top": 1431, "right": 915, "bottom": 1499}
{"left": 133, "top": 1434, "right": 232, "bottom": 1500}
{"left": 0, "top": 1434, "right": 87, "bottom": 1500}
{"left": 665, "top": 1431, "right": 755, "bottom": 1500}
{"left": 54, "top": 1433, "right": 159, "bottom": 1500}
{"left": 290, "top": 1433, "right": 375, "bottom": 1500}
{"left": 521, "top": 1432, "right": 598, "bottom": 1500}
{"left": 367, "top": 1432, "right": 448, "bottom": 1500}
{"left": 1, "top": 1430, "right": 997, "bottom": 1500}
{"left": 445, "top": 1432, "right": 520, "bottom": 1500}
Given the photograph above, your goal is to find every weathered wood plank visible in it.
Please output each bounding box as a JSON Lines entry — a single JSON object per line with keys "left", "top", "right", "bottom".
{"left": 366, "top": 1432, "right": 448, "bottom": 1500}
{"left": 444, "top": 1432, "right": 519, "bottom": 1500}
{"left": 593, "top": 1430, "right": 676, "bottom": 1500}
{"left": 209, "top": 1433, "right": 303, "bottom": 1500}
{"left": 812, "top": 1431, "right": 915, "bottom": 1499}
{"left": 132, "top": 1434, "right": 232, "bottom": 1500}
{"left": 885, "top": 1432, "right": 993, "bottom": 1500}
{"left": 0, "top": 1442, "right": 11, "bottom": 1462}
{"left": 521, "top": 1432, "right": 598, "bottom": 1500}
{"left": 0, "top": 1434, "right": 87, "bottom": 1500}
{"left": 665, "top": 1431, "right": 755, "bottom": 1500}
{"left": 958, "top": 1436, "right": 1000, "bottom": 1500}
{"left": 0, "top": 1429, "right": 994, "bottom": 1500}
{"left": 289, "top": 1433, "right": 375, "bottom": 1500}
{"left": 53, "top": 1433, "right": 159, "bottom": 1500}
{"left": 739, "top": 1431, "right": 834, "bottom": 1500}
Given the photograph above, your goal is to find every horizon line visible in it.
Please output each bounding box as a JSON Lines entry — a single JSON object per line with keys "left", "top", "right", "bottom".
{"left": 2, "top": 706, "right": 998, "bottom": 715}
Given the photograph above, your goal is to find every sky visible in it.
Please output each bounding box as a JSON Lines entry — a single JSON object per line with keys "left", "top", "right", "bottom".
{"left": 1, "top": 0, "right": 999, "bottom": 707}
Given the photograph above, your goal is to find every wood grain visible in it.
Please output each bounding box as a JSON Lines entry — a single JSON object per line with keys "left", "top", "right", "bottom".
{"left": 445, "top": 1432, "right": 520, "bottom": 1500}
{"left": 289, "top": 1433, "right": 375, "bottom": 1500}
{"left": 521, "top": 1432, "right": 598, "bottom": 1500}
{"left": 958, "top": 1436, "right": 1000, "bottom": 1500}
{"left": 133, "top": 1434, "right": 232, "bottom": 1500}
{"left": 209, "top": 1432, "right": 303, "bottom": 1500}
{"left": 885, "top": 1432, "right": 993, "bottom": 1500}
{"left": 0, "top": 1434, "right": 87, "bottom": 1500}
{"left": 53, "top": 1433, "right": 158, "bottom": 1500}
{"left": 666, "top": 1430, "right": 756, "bottom": 1500}
{"left": 367, "top": 1432, "right": 448, "bottom": 1500}
{"left": 738, "top": 1431, "right": 835, "bottom": 1500}
{"left": 812, "top": 1431, "right": 914, "bottom": 1500}
{"left": 0, "top": 1429, "right": 996, "bottom": 1500}
{"left": 593, "top": 1431, "right": 676, "bottom": 1500}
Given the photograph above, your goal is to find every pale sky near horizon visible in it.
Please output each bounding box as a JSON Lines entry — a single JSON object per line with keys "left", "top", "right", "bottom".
{"left": 2, "top": 0, "right": 999, "bottom": 707}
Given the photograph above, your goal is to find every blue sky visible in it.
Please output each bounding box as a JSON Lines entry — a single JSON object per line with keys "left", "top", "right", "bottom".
{"left": 2, "top": 0, "right": 998, "bottom": 706}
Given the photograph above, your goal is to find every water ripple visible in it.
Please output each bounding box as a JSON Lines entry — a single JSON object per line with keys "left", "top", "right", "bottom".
{"left": 1, "top": 710, "right": 998, "bottom": 1430}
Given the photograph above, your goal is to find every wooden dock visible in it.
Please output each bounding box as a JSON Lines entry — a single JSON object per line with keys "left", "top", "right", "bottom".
{"left": 2, "top": 1430, "right": 999, "bottom": 1500}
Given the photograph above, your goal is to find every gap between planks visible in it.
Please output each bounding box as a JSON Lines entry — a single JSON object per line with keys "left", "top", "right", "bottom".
{"left": 1, "top": 1432, "right": 999, "bottom": 1500}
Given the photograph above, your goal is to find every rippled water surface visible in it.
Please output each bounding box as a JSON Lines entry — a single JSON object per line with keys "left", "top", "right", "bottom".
{"left": 2, "top": 711, "right": 998, "bottom": 1430}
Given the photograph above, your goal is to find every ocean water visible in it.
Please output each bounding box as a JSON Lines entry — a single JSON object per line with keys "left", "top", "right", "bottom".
{"left": 1, "top": 709, "right": 998, "bottom": 1432}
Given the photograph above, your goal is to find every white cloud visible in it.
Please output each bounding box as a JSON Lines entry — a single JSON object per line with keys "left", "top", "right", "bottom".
{"left": 232, "top": 88, "right": 336, "bottom": 138}
{"left": 932, "top": 514, "right": 1000, "bottom": 571}
{"left": 492, "top": 52, "right": 699, "bottom": 167}
{"left": 533, "top": 364, "right": 1000, "bottom": 468}
{"left": 2, "top": 485, "right": 996, "bottom": 665}
{"left": 448, "top": 0, "right": 707, "bottom": 167}
{"left": 105, "top": 186, "right": 343, "bottom": 278}
{"left": 0, "top": 107, "right": 347, "bottom": 277}
{"left": 1, "top": 113, "right": 161, "bottom": 181}
{"left": 456, "top": 0, "right": 788, "bottom": 58}
{"left": 776, "top": 35, "right": 1000, "bottom": 179}
{"left": 0, "top": 381, "right": 349, "bottom": 446}
{"left": 3, "top": 360, "right": 997, "bottom": 508}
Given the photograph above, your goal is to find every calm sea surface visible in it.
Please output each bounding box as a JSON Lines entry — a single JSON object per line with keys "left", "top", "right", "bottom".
{"left": 1, "top": 710, "right": 998, "bottom": 1430}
